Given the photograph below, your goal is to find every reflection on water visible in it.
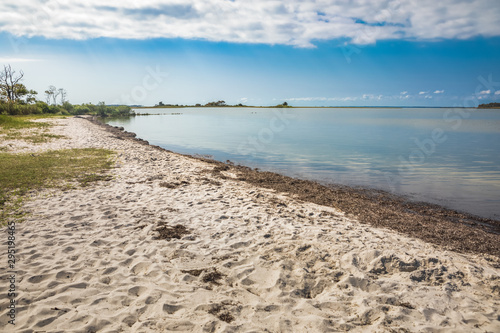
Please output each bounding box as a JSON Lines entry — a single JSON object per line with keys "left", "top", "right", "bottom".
{"left": 106, "top": 107, "right": 500, "bottom": 219}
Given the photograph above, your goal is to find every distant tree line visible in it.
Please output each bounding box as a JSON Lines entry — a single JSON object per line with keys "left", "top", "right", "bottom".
{"left": 0, "top": 65, "right": 132, "bottom": 117}
{"left": 478, "top": 102, "right": 500, "bottom": 109}
{"left": 204, "top": 100, "right": 227, "bottom": 107}
{"left": 145, "top": 101, "right": 292, "bottom": 108}
{"left": 153, "top": 100, "right": 247, "bottom": 108}
{"left": 154, "top": 100, "right": 238, "bottom": 107}
{"left": 151, "top": 100, "right": 292, "bottom": 108}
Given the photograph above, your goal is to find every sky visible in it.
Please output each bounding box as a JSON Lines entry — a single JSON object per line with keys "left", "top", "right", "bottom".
{"left": 1, "top": 0, "right": 500, "bottom": 107}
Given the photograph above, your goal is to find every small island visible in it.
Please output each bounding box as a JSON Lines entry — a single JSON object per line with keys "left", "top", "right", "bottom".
{"left": 478, "top": 102, "right": 500, "bottom": 109}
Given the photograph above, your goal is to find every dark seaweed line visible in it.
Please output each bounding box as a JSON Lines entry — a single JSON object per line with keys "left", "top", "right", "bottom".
{"left": 86, "top": 116, "right": 500, "bottom": 261}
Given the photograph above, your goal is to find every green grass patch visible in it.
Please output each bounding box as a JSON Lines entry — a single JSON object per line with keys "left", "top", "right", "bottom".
{"left": 0, "top": 114, "right": 51, "bottom": 130}
{"left": 0, "top": 148, "right": 114, "bottom": 225}
{"left": 23, "top": 114, "right": 69, "bottom": 120}
{"left": 0, "top": 114, "right": 68, "bottom": 143}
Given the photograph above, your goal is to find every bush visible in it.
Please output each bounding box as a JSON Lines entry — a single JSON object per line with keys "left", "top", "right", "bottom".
{"left": 23, "top": 104, "right": 40, "bottom": 115}
{"left": 36, "top": 101, "right": 50, "bottom": 114}
{"left": 62, "top": 101, "right": 74, "bottom": 113}
{"left": 115, "top": 105, "right": 132, "bottom": 116}
{"left": 72, "top": 105, "right": 91, "bottom": 115}
{"left": 1, "top": 99, "right": 132, "bottom": 117}
{"left": 0, "top": 101, "right": 10, "bottom": 115}
{"left": 48, "top": 105, "right": 61, "bottom": 114}
{"left": 0, "top": 102, "right": 40, "bottom": 115}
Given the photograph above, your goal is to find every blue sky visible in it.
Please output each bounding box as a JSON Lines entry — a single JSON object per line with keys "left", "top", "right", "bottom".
{"left": 1, "top": 0, "right": 500, "bottom": 107}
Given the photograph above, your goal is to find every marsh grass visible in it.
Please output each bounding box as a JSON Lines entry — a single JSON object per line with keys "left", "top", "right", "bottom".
{"left": 0, "top": 148, "right": 114, "bottom": 225}
{"left": 0, "top": 114, "right": 67, "bottom": 143}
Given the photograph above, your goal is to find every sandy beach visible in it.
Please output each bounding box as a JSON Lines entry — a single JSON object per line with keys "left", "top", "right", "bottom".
{"left": 1, "top": 116, "right": 500, "bottom": 332}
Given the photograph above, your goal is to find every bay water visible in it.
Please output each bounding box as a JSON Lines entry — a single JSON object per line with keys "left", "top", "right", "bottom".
{"left": 106, "top": 107, "right": 500, "bottom": 219}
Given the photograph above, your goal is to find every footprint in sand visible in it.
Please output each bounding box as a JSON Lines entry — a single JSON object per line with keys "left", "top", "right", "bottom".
{"left": 163, "top": 304, "right": 183, "bottom": 314}
{"left": 27, "top": 274, "right": 51, "bottom": 284}
{"left": 128, "top": 286, "right": 148, "bottom": 297}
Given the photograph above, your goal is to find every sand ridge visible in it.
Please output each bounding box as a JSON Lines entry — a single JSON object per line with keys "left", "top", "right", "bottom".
{"left": 1, "top": 116, "right": 499, "bottom": 332}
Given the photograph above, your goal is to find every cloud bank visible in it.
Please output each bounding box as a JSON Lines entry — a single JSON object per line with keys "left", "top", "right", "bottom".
{"left": 1, "top": 0, "right": 499, "bottom": 47}
{"left": 286, "top": 90, "right": 458, "bottom": 103}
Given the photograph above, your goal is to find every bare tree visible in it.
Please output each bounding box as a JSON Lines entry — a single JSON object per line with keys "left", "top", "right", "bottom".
{"left": 52, "top": 87, "right": 60, "bottom": 105}
{"left": 45, "top": 86, "right": 54, "bottom": 104}
{"left": 44, "top": 85, "right": 59, "bottom": 105}
{"left": 0, "top": 65, "right": 24, "bottom": 102}
{"left": 44, "top": 89, "right": 52, "bottom": 104}
{"left": 58, "top": 88, "right": 67, "bottom": 104}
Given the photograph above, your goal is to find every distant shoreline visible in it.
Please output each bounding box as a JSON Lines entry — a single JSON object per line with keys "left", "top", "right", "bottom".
{"left": 133, "top": 105, "right": 481, "bottom": 109}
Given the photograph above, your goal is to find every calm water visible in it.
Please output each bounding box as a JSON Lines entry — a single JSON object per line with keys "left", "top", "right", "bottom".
{"left": 106, "top": 107, "right": 500, "bottom": 219}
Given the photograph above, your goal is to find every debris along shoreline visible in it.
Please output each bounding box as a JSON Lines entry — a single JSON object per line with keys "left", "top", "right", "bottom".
{"left": 91, "top": 116, "right": 500, "bottom": 259}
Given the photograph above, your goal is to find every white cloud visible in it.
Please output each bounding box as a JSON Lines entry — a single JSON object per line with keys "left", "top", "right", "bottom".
{"left": 287, "top": 97, "right": 325, "bottom": 101}
{"left": 0, "top": 1, "right": 499, "bottom": 47}
{"left": 419, "top": 91, "right": 427, "bottom": 95}
{"left": 288, "top": 94, "right": 393, "bottom": 102}
{"left": 400, "top": 91, "right": 408, "bottom": 95}
{"left": 362, "top": 94, "right": 383, "bottom": 100}
{"left": 287, "top": 96, "right": 358, "bottom": 102}
{"left": 495, "top": 91, "right": 500, "bottom": 95}
{"left": 287, "top": 97, "right": 322, "bottom": 101}
{"left": 425, "top": 95, "right": 433, "bottom": 99}
{"left": 479, "top": 90, "right": 491, "bottom": 95}
{"left": 434, "top": 90, "right": 444, "bottom": 94}
{"left": 334, "top": 97, "right": 358, "bottom": 102}
{"left": 0, "top": 57, "right": 42, "bottom": 63}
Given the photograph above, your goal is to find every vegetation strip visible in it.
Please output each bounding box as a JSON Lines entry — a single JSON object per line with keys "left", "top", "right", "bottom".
{"left": 1, "top": 64, "right": 133, "bottom": 117}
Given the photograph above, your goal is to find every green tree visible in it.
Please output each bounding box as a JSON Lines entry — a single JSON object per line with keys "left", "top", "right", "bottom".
{"left": 12, "top": 83, "right": 37, "bottom": 104}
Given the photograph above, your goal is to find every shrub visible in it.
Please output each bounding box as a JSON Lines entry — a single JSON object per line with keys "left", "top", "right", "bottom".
{"left": 48, "top": 105, "right": 61, "bottom": 114}
{"left": 36, "top": 101, "right": 49, "bottom": 114}
{"left": 62, "top": 101, "right": 74, "bottom": 113}
{"left": 72, "top": 105, "right": 91, "bottom": 115}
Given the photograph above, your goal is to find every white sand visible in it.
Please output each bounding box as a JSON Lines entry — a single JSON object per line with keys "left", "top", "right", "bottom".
{"left": 1, "top": 117, "right": 499, "bottom": 332}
